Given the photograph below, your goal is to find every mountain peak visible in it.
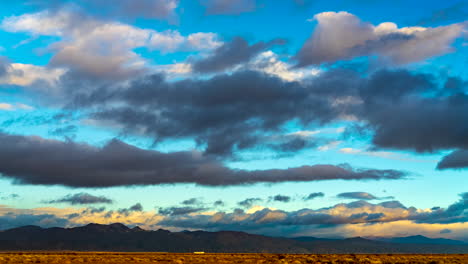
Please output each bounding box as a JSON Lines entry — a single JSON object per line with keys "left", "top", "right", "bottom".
{"left": 79, "top": 223, "right": 131, "bottom": 232}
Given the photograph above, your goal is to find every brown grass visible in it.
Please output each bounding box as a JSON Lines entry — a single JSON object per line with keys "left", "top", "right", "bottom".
{"left": 0, "top": 252, "right": 466, "bottom": 263}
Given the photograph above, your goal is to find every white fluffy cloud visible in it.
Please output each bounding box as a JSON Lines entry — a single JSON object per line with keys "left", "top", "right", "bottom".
{"left": 0, "top": 102, "right": 34, "bottom": 111}
{"left": 296, "top": 11, "right": 467, "bottom": 66}
{"left": 250, "top": 51, "right": 320, "bottom": 81}
{"left": 1, "top": 10, "right": 221, "bottom": 79}
{"left": 2, "top": 63, "right": 65, "bottom": 86}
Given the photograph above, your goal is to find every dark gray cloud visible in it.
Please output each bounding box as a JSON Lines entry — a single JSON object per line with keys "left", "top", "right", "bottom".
{"left": 213, "top": 200, "right": 225, "bottom": 207}
{"left": 191, "top": 37, "right": 285, "bottom": 73}
{"left": 29, "top": 0, "right": 179, "bottom": 20}
{"left": 410, "top": 193, "right": 468, "bottom": 224}
{"left": 158, "top": 206, "right": 206, "bottom": 216}
{"left": 199, "top": 0, "right": 257, "bottom": 15}
{"left": 118, "top": 203, "right": 143, "bottom": 215}
{"left": 440, "top": 228, "right": 452, "bottom": 234}
{"left": 337, "top": 192, "right": 379, "bottom": 200}
{"left": 57, "top": 65, "right": 468, "bottom": 166}
{"left": 77, "top": 68, "right": 468, "bottom": 159}
{"left": 238, "top": 198, "right": 262, "bottom": 207}
{"left": 45, "top": 193, "right": 113, "bottom": 205}
{"left": 0, "top": 132, "right": 407, "bottom": 187}
{"left": 359, "top": 73, "right": 468, "bottom": 153}
{"left": 303, "top": 192, "right": 325, "bottom": 201}
{"left": 0, "top": 194, "right": 20, "bottom": 200}
{"left": 270, "top": 195, "right": 292, "bottom": 203}
{"left": 82, "top": 70, "right": 352, "bottom": 156}
{"left": 181, "top": 198, "right": 201, "bottom": 206}
{"left": 437, "top": 149, "right": 468, "bottom": 169}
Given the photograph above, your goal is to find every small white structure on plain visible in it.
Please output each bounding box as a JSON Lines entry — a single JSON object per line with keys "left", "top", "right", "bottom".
{"left": 193, "top": 251, "right": 205, "bottom": 254}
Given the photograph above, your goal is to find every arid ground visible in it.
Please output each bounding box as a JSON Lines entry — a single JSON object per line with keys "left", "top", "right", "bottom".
{"left": 0, "top": 252, "right": 466, "bottom": 264}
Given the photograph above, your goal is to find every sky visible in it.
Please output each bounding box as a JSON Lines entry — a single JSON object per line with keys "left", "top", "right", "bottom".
{"left": 0, "top": 0, "right": 467, "bottom": 240}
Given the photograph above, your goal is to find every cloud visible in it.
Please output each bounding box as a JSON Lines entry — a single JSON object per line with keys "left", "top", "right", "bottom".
{"left": 0, "top": 57, "right": 10, "bottom": 78}
{"left": 437, "top": 149, "right": 468, "bottom": 169}
{"left": 358, "top": 72, "right": 468, "bottom": 153}
{"left": 0, "top": 194, "right": 20, "bottom": 200}
{"left": 181, "top": 198, "right": 201, "bottom": 206}
{"left": 295, "top": 11, "right": 466, "bottom": 66}
{"left": 70, "top": 66, "right": 468, "bottom": 157}
{"left": 158, "top": 197, "right": 468, "bottom": 234}
{"left": 0, "top": 103, "right": 14, "bottom": 111}
{"left": 45, "top": 193, "right": 113, "bottom": 205}
{"left": 213, "top": 200, "right": 225, "bottom": 207}
{"left": 29, "top": 0, "right": 180, "bottom": 21}
{"left": 0, "top": 132, "right": 408, "bottom": 188}
{"left": 238, "top": 198, "right": 263, "bottom": 208}
{"left": 337, "top": 192, "right": 380, "bottom": 200}
{"left": 158, "top": 206, "right": 206, "bottom": 216}
{"left": 0, "top": 62, "right": 65, "bottom": 87}
{"left": 118, "top": 203, "right": 144, "bottom": 214}
{"left": 303, "top": 192, "right": 325, "bottom": 201}
{"left": 270, "top": 195, "right": 292, "bottom": 203}
{"left": 1, "top": 194, "right": 467, "bottom": 239}
{"left": 440, "top": 228, "right": 452, "bottom": 234}
{"left": 200, "top": 0, "right": 257, "bottom": 15}
{"left": 49, "top": 125, "right": 78, "bottom": 137}
{"left": 84, "top": 70, "right": 350, "bottom": 156}
{"left": 1, "top": 10, "right": 220, "bottom": 80}
{"left": 0, "top": 102, "right": 34, "bottom": 111}
{"left": 191, "top": 37, "right": 286, "bottom": 73}
{"left": 249, "top": 51, "right": 321, "bottom": 82}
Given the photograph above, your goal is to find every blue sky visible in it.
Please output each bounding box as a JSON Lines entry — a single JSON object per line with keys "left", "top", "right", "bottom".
{"left": 0, "top": 0, "right": 467, "bottom": 240}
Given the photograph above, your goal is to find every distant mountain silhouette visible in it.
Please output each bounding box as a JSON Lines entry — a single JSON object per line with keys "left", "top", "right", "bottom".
{"left": 370, "top": 235, "right": 466, "bottom": 245}
{"left": 0, "top": 223, "right": 467, "bottom": 253}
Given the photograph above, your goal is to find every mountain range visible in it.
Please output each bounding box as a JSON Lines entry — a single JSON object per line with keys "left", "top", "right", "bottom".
{"left": 0, "top": 223, "right": 467, "bottom": 253}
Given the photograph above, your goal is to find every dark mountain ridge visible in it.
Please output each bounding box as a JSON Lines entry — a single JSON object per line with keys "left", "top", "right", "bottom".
{"left": 1, "top": 223, "right": 467, "bottom": 253}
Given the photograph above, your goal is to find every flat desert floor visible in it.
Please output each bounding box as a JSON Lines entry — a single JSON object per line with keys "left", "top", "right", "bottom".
{"left": 0, "top": 253, "right": 467, "bottom": 264}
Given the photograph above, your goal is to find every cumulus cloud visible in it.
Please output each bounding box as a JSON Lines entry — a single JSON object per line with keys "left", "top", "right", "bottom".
{"left": 0, "top": 62, "right": 65, "bottom": 87}
{"left": 30, "top": 0, "right": 180, "bottom": 21}
{"left": 191, "top": 37, "right": 286, "bottom": 73}
{"left": 0, "top": 132, "right": 408, "bottom": 188}
{"left": 45, "top": 193, "right": 113, "bottom": 205}
{"left": 199, "top": 0, "right": 257, "bottom": 15}
{"left": 1, "top": 10, "right": 220, "bottom": 80}
{"left": 295, "top": 11, "right": 466, "bottom": 66}
{"left": 437, "top": 149, "right": 468, "bottom": 169}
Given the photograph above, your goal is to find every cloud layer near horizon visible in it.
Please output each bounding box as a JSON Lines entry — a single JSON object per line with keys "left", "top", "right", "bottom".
{"left": 0, "top": 131, "right": 407, "bottom": 187}
{"left": 0, "top": 193, "right": 467, "bottom": 239}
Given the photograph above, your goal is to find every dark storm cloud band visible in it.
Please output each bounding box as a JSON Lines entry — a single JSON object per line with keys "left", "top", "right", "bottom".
{"left": 0, "top": 132, "right": 408, "bottom": 188}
